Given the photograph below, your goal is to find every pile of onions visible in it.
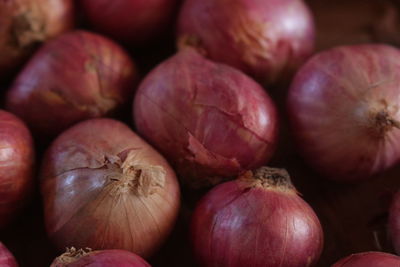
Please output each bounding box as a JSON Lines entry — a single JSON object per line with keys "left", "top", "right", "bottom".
{"left": 40, "top": 118, "right": 180, "bottom": 257}
{"left": 0, "top": 242, "right": 18, "bottom": 267}
{"left": 331, "top": 252, "right": 400, "bottom": 266}
{"left": 288, "top": 44, "right": 400, "bottom": 182}
{"left": 190, "top": 167, "right": 323, "bottom": 267}
{"left": 0, "top": 0, "right": 74, "bottom": 77}
{"left": 51, "top": 247, "right": 150, "bottom": 267}
{"left": 6, "top": 30, "right": 137, "bottom": 138}
{"left": 177, "top": 0, "right": 315, "bottom": 84}
{"left": 133, "top": 48, "right": 278, "bottom": 188}
{"left": 0, "top": 110, "right": 34, "bottom": 228}
{"left": 389, "top": 190, "right": 400, "bottom": 253}
{"left": 80, "top": 0, "right": 178, "bottom": 44}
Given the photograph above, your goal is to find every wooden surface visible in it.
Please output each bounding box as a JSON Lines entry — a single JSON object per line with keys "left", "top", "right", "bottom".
{"left": 2, "top": 0, "right": 400, "bottom": 266}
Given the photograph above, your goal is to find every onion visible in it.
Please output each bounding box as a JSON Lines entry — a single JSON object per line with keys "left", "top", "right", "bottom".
{"left": 40, "top": 118, "right": 180, "bottom": 257}
{"left": 0, "top": 0, "right": 74, "bottom": 78}
{"left": 0, "top": 110, "right": 34, "bottom": 228}
{"left": 6, "top": 30, "right": 138, "bottom": 138}
{"left": 288, "top": 44, "right": 400, "bottom": 182}
{"left": 331, "top": 252, "right": 400, "bottom": 266}
{"left": 80, "top": 0, "right": 178, "bottom": 44}
{"left": 177, "top": 0, "right": 315, "bottom": 84}
{"left": 51, "top": 247, "right": 150, "bottom": 267}
{"left": 133, "top": 48, "right": 278, "bottom": 188}
{"left": 191, "top": 167, "right": 323, "bottom": 267}
{"left": 0, "top": 242, "right": 18, "bottom": 267}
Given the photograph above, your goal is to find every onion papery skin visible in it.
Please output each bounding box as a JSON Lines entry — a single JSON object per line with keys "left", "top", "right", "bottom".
{"left": 288, "top": 44, "right": 400, "bottom": 182}
{"left": 80, "top": 0, "right": 177, "bottom": 45}
{"left": 6, "top": 30, "right": 137, "bottom": 138}
{"left": 177, "top": 0, "right": 315, "bottom": 85}
{"left": 0, "top": 0, "right": 74, "bottom": 77}
{"left": 133, "top": 49, "right": 278, "bottom": 188}
{"left": 0, "top": 242, "right": 18, "bottom": 267}
{"left": 331, "top": 252, "right": 400, "bottom": 267}
{"left": 51, "top": 248, "right": 151, "bottom": 267}
{"left": 0, "top": 110, "right": 34, "bottom": 228}
{"left": 40, "top": 119, "right": 180, "bottom": 258}
{"left": 190, "top": 167, "right": 323, "bottom": 267}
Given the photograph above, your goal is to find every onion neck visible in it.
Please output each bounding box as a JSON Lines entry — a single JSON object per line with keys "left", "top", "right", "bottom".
{"left": 106, "top": 151, "right": 166, "bottom": 197}
{"left": 372, "top": 110, "right": 400, "bottom": 137}
{"left": 55, "top": 247, "right": 91, "bottom": 265}
{"left": 239, "top": 167, "right": 295, "bottom": 192}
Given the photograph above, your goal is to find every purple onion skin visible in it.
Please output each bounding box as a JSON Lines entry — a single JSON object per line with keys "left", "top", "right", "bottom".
{"left": 133, "top": 49, "right": 278, "bottom": 188}
{"left": 288, "top": 44, "right": 400, "bottom": 182}
{"left": 0, "top": 110, "right": 34, "bottom": 228}
{"left": 0, "top": 242, "right": 18, "bottom": 267}
{"left": 177, "top": 0, "right": 315, "bottom": 85}
{"left": 6, "top": 30, "right": 137, "bottom": 138}
{"left": 331, "top": 252, "right": 400, "bottom": 267}
{"left": 81, "top": 0, "right": 178, "bottom": 45}
{"left": 51, "top": 249, "right": 151, "bottom": 267}
{"left": 191, "top": 168, "right": 323, "bottom": 267}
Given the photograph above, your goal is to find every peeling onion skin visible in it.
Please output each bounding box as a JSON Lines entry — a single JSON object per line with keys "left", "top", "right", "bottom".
{"left": 288, "top": 44, "right": 400, "bottom": 182}
{"left": 0, "top": 242, "right": 18, "bottom": 267}
{"left": 6, "top": 30, "right": 138, "bottom": 138}
{"left": 80, "top": 0, "right": 178, "bottom": 45}
{"left": 389, "top": 191, "right": 400, "bottom": 254}
{"left": 40, "top": 119, "right": 180, "bottom": 258}
{"left": 331, "top": 252, "right": 400, "bottom": 267}
{"left": 0, "top": 110, "right": 35, "bottom": 228}
{"left": 133, "top": 49, "right": 278, "bottom": 188}
{"left": 177, "top": 0, "right": 315, "bottom": 85}
{"left": 191, "top": 167, "right": 323, "bottom": 267}
{"left": 51, "top": 248, "right": 151, "bottom": 267}
{"left": 0, "top": 0, "right": 74, "bottom": 77}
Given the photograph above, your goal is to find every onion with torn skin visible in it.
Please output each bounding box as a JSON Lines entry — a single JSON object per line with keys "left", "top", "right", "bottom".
{"left": 133, "top": 48, "right": 278, "bottom": 188}
{"left": 40, "top": 119, "right": 180, "bottom": 258}
{"left": 6, "top": 30, "right": 138, "bottom": 139}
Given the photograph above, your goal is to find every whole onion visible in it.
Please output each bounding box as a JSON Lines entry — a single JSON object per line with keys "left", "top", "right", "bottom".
{"left": 0, "top": 242, "right": 18, "bottom": 267}
{"left": 0, "top": 0, "right": 74, "bottom": 77}
{"left": 0, "top": 110, "right": 34, "bottom": 228}
{"left": 51, "top": 247, "right": 150, "bottom": 267}
{"left": 177, "top": 0, "right": 315, "bottom": 84}
{"left": 133, "top": 49, "right": 278, "bottom": 188}
{"left": 6, "top": 30, "right": 137, "bottom": 138}
{"left": 288, "top": 44, "right": 400, "bottom": 182}
{"left": 191, "top": 167, "right": 323, "bottom": 267}
{"left": 80, "top": 0, "right": 177, "bottom": 44}
{"left": 41, "top": 118, "right": 180, "bottom": 257}
{"left": 331, "top": 252, "right": 400, "bottom": 267}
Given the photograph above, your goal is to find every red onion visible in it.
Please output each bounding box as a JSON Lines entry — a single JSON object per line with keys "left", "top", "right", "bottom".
{"left": 331, "top": 252, "right": 400, "bottom": 267}
{"left": 177, "top": 0, "right": 315, "bottom": 84}
{"left": 0, "top": 110, "right": 34, "bottom": 228}
{"left": 288, "top": 44, "right": 400, "bottom": 182}
{"left": 0, "top": 242, "right": 18, "bottom": 267}
{"left": 133, "top": 49, "right": 278, "bottom": 188}
{"left": 0, "top": 0, "right": 74, "bottom": 77}
{"left": 41, "top": 118, "right": 180, "bottom": 257}
{"left": 51, "top": 248, "right": 150, "bottom": 267}
{"left": 6, "top": 30, "right": 137, "bottom": 138}
{"left": 80, "top": 0, "right": 177, "bottom": 44}
{"left": 191, "top": 167, "right": 323, "bottom": 267}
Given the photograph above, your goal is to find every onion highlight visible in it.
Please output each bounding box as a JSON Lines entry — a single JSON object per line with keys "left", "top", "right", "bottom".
{"left": 41, "top": 119, "right": 180, "bottom": 257}
{"left": 191, "top": 167, "right": 323, "bottom": 267}
{"left": 331, "top": 252, "right": 400, "bottom": 267}
{"left": 134, "top": 49, "right": 278, "bottom": 188}
{"left": 288, "top": 44, "right": 400, "bottom": 182}
{"left": 0, "top": 242, "right": 18, "bottom": 267}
